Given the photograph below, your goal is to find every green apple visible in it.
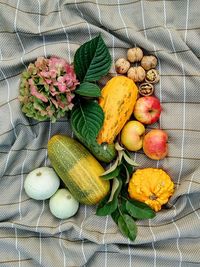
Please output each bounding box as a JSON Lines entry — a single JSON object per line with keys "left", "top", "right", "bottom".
{"left": 120, "top": 120, "right": 145, "bottom": 151}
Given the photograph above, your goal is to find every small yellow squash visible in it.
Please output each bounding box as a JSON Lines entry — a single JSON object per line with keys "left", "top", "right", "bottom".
{"left": 97, "top": 76, "right": 138, "bottom": 144}
{"left": 128, "top": 168, "right": 174, "bottom": 212}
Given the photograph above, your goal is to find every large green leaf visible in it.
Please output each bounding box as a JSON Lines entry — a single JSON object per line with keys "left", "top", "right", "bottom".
{"left": 70, "top": 101, "right": 104, "bottom": 141}
{"left": 74, "top": 34, "right": 112, "bottom": 82}
{"left": 75, "top": 82, "right": 101, "bottom": 97}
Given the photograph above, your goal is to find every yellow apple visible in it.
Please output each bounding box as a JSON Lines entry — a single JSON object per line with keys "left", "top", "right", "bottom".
{"left": 120, "top": 120, "right": 145, "bottom": 151}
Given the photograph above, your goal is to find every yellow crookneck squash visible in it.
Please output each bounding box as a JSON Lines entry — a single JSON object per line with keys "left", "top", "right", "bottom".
{"left": 128, "top": 168, "right": 175, "bottom": 212}
{"left": 97, "top": 76, "right": 138, "bottom": 144}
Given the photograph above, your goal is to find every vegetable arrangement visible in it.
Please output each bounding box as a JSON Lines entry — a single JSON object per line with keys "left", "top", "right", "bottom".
{"left": 20, "top": 34, "right": 175, "bottom": 241}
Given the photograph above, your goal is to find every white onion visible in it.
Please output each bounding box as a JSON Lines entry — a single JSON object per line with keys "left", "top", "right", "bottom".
{"left": 24, "top": 167, "right": 60, "bottom": 200}
{"left": 49, "top": 188, "right": 79, "bottom": 219}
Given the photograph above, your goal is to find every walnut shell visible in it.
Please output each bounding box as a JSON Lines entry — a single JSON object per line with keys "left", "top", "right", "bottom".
{"left": 141, "top": 55, "right": 158, "bottom": 70}
{"left": 139, "top": 82, "right": 154, "bottom": 96}
{"left": 127, "top": 66, "right": 146, "bottom": 82}
{"left": 127, "top": 47, "right": 143, "bottom": 63}
{"left": 145, "top": 69, "right": 160, "bottom": 84}
{"left": 115, "top": 58, "right": 130, "bottom": 74}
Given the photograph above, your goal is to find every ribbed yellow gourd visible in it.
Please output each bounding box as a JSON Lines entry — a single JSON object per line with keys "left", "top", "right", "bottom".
{"left": 97, "top": 76, "right": 138, "bottom": 144}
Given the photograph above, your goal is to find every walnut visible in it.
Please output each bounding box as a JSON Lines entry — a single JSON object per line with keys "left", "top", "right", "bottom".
{"left": 127, "top": 66, "right": 146, "bottom": 82}
{"left": 141, "top": 55, "right": 157, "bottom": 70}
{"left": 145, "top": 69, "right": 160, "bottom": 84}
{"left": 139, "top": 82, "right": 154, "bottom": 96}
{"left": 127, "top": 47, "right": 143, "bottom": 63}
{"left": 115, "top": 58, "right": 130, "bottom": 74}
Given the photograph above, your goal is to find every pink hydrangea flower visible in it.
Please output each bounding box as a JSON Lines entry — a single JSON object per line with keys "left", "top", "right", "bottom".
{"left": 19, "top": 56, "right": 79, "bottom": 122}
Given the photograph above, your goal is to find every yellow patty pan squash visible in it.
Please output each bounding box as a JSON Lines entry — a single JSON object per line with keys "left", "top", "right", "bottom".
{"left": 128, "top": 168, "right": 174, "bottom": 212}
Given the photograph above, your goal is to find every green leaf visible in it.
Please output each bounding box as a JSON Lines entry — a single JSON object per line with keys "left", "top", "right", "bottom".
{"left": 126, "top": 199, "right": 156, "bottom": 220}
{"left": 100, "top": 165, "right": 121, "bottom": 180}
{"left": 100, "top": 158, "right": 119, "bottom": 177}
{"left": 74, "top": 34, "right": 112, "bottom": 82}
{"left": 111, "top": 208, "right": 120, "bottom": 224}
{"left": 122, "top": 163, "right": 131, "bottom": 184}
{"left": 118, "top": 214, "right": 137, "bottom": 241}
{"left": 108, "top": 178, "right": 121, "bottom": 202}
{"left": 96, "top": 178, "right": 122, "bottom": 216}
{"left": 96, "top": 196, "right": 110, "bottom": 216}
{"left": 115, "top": 142, "right": 124, "bottom": 151}
{"left": 123, "top": 152, "right": 139, "bottom": 167}
{"left": 118, "top": 151, "right": 124, "bottom": 164}
{"left": 71, "top": 100, "right": 104, "bottom": 141}
{"left": 75, "top": 82, "right": 101, "bottom": 97}
{"left": 120, "top": 196, "right": 128, "bottom": 214}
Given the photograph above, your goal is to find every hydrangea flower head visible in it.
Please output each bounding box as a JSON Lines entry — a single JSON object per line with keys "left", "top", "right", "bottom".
{"left": 19, "top": 56, "right": 79, "bottom": 122}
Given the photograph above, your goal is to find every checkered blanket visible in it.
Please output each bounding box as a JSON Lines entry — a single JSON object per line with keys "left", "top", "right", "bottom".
{"left": 0, "top": 0, "right": 200, "bottom": 266}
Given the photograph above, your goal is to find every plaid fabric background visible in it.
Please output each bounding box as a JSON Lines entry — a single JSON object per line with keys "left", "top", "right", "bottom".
{"left": 0, "top": 0, "right": 200, "bottom": 266}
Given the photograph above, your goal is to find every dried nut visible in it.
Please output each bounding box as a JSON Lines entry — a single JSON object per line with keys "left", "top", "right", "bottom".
{"left": 139, "top": 83, "right": 154, "bottom": 96}
{"left": 127, "top": 47, "right": 143, "bottom": 63}
{"left": 127, "top": 66, "right": 146, "bottom": 82}
{"left": 115, "top": 58, "right": 130, "bottom": 74}
{"left": 141, "top": 55, "right": 158, "bottom": 70}
{"left": 145, "top": 69, "right": 160, "bottom": 84}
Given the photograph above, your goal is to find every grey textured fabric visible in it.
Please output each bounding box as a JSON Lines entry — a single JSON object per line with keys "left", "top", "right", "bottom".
{"left": 0, "top": 0, "right": 200, "bottom": 266}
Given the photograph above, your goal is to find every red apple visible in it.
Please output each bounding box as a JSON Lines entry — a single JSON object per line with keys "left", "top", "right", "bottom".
{"left": 143, "top": 129, "right": 168, "bottom": 160}
{"left": 121, "top": 120, "right": 145, "bottom": 151}
{"left": 133, "top": 96, "right": 162, "bottom": 124}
